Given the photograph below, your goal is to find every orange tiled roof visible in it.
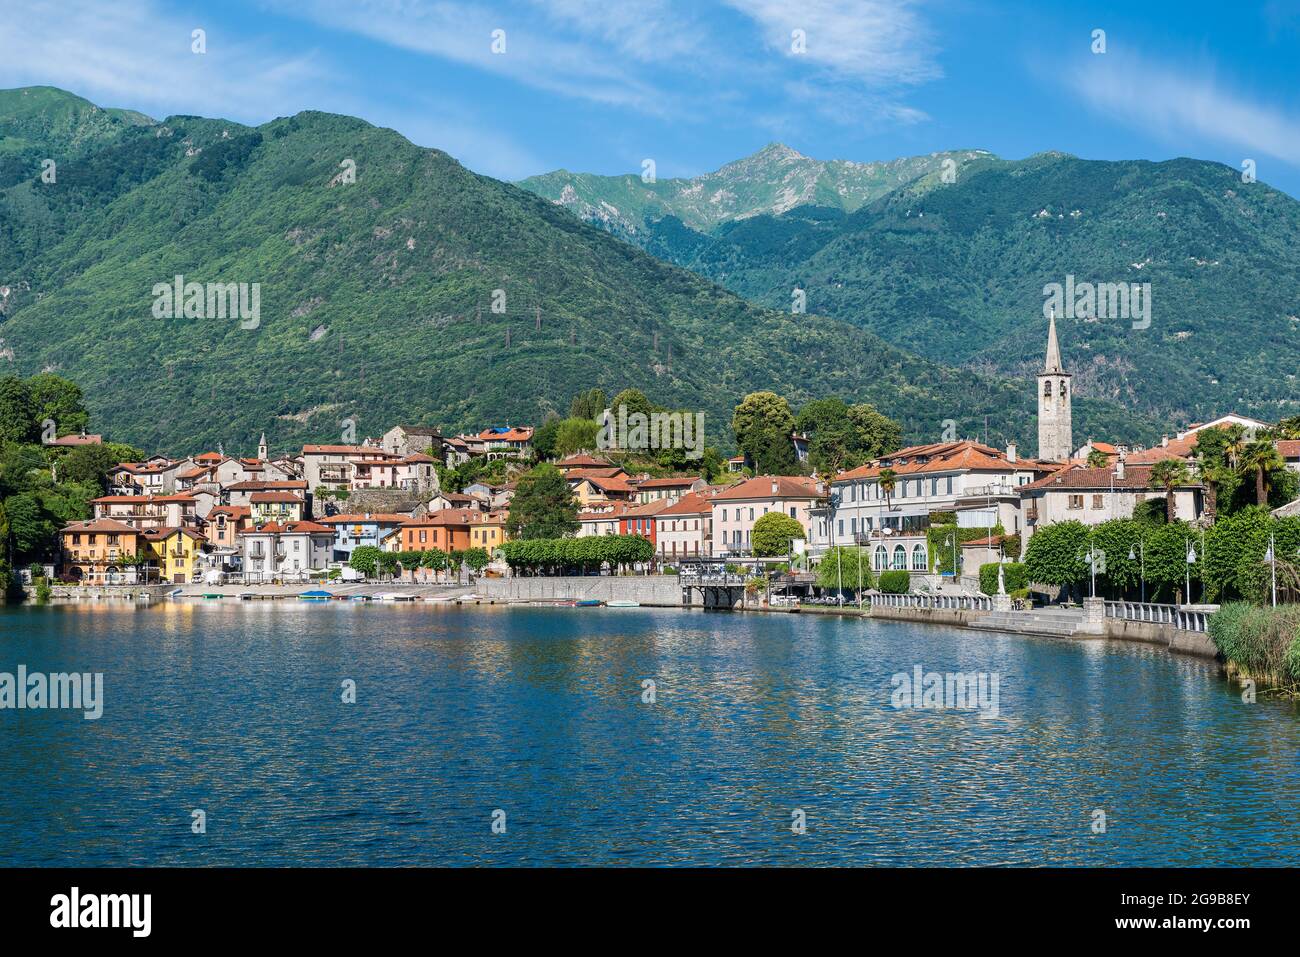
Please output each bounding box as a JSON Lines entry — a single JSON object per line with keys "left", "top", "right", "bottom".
{"left": 61, "top": 518, "right": 140, "bottom": 535}
{"left": 710, "top": 475, "right": 822, "bottom": 501}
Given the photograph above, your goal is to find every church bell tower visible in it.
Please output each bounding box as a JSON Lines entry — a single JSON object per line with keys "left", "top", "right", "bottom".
{"left": 1037, "top": 308, "right": 1073, "bottom": 462}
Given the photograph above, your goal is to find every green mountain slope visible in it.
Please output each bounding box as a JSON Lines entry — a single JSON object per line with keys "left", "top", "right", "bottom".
{"left": 519, "top": 144, "right": 990, "bottom": 242}
{"left": 0, "top": 89, "right": 1152, "bottom": 456}
{"left": 531, "top": 148, "right": 1300, "bottom": 430}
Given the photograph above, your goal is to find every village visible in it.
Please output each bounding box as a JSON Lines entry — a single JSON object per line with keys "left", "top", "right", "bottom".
{"left": 44, "top": 317, "right": 1300, "bottom": 597}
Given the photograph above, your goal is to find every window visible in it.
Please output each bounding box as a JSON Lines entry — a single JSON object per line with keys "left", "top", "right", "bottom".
{"left": 1044, "top": 380, "right": 1052, "bottom": 397}
{"left": 789, "top": 507, "right": 796, "bottom": 518}
{"left": 838, "top": 520, "right": 844, "bottom": 536}
{"left": 892, "top": 545, "right": 906, "bottom": 570}
{"left": 1091, "top": 495, "right": 1104, "bottom": 509}
{"left": 946, "top": 477, "right": 953, "bottom": 495}
{"left": 912, "top": 545, "right": 927, "bottom": 571}
{"left": 874, "top": 546, "right": 888, "bottom": 570}
{"left": 1068, "top": 495, "right": 1084, "bottom": 510}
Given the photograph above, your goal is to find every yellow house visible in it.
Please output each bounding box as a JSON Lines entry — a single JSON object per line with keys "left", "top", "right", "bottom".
{"left": 467, "top": 510, "right": 510, "bottom": 551}
{"left": 144, "top": 527, "right": 208, "bottom": 584}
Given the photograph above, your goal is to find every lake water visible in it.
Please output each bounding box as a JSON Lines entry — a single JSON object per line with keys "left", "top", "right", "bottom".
{"left": 1, "top": 601, "right": 1297, "bottom": 866}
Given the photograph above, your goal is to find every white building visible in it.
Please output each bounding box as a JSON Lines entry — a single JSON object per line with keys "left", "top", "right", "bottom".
{"left": 238, "top": 520, "right": 336, "bottom": 583}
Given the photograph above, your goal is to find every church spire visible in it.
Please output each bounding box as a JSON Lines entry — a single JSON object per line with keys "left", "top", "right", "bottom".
{"left": 1044, "top": 306, "right": 1063, "bottom": 373}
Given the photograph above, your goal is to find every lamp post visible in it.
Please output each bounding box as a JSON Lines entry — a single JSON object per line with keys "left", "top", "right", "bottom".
{"left": 1128, "top": 540, "right": 1145, "bottom": 604}
{"left": 1184, "top": 539, "right": 1197, "bottom": 607}
{"left": 947, "top": 533, "right": 957, "bottom": 586}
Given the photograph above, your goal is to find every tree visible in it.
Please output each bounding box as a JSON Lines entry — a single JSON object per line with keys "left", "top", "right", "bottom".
{"left": 531, "top": 414, "right": 562, "bottom": 461}
{"left": 506, "top": 464, "right": 579, "bottom": 539}
{"left": 815, "top": 546, "right": 873, "bottom": 591}
{"left": 752, "top": 512, "right": 805, "bottom": 557}
{"left": 1023, "top": 520, "right": 1090, "bottom": 591}
{"left": 732, "top": 391, "right": 797, "bottom": 475}
{"left": 348, "top": 545, "right": 382, "bottom": 578}
{"left": 1148, "top": 458, "right": 1192, "bottom": 524}
{"left": 4, "top": 493, "right": 53, "bottom": 561}
{"left": 609, "top": 388, "right": 655, "bottom": 422}
{"left": 1239, "top": 440, "right": 1284, "bottom": 507}
{"left": 0, "top": 376, "right": 36, "bottom": 445}
{"left": 569, "top": 388, "right": 607, "bottom": 421}
{"left": 1086, "top": 449, "right": 1109, "bottom": 469}
{"left": 57, "top": 444, "right": 117, "bottom": 489}
{"left": 554, "top": 417, "right": 600, "bottom": 457}
{"left": 878, "top": 468, "right": 898, "bottom": 510}
{"left": 794, "top": 398, "right": 900, "bottom": 473}
{"left": 26, "top": 373, "right": 88, "bottom": 437}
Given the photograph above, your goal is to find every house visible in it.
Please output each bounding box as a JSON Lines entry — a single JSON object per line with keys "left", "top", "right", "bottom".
{"left": 91, "top": 493, "right": 202, "bottom": 530}
{"left": 469, "top": 426, "right": 533, "bottom": 460}
{"left": 443, "top": 436, "right": 474, "bottom": 467}
{"left": 567, "top": 470, "right": 636, "bottom": 506}
{"left": 1018, "top": 460, "right": 1203, "bottom": 541}
{"left": 238, "top": 520, "right": 336, "bottom": 583}
{"left": 1278, "top": 440, "right": 1300, "bottom": 475}
{"left": 250, "top": 491, "right": 305, "bottom": 525}
{"left": 726, "top": 455, "right": 746, "bottom": 473}
{"left": 960, "top": 535, "right": 1017, "bottom": 576}
{"left": 206, "top": 505, "right": 253, "bottom": 570}
{"left": 142, "top": 527, "right": 209, "bottom": 584}
{"left": 222, "top": 480, "right": 310, "bottom": 509}
{"left": 619, "top": 499, "right": 671, "bottom": 550}
{"left": 428, "top": 491, "right": 484, "bottom": 512}
{"left": 395, "top": 453, "right": 439, "bottom": 493}
{"left": 467, "top": 510, "right": 509, "bottom": 551}
{"left": 107, "top": 459, "right": 185, "bottom": 495}
{"left": 555, "top": 453, "right": 613, "bottom": 473}
{"left": 315, "top": 513, "right": 413, "bottom": 562}
{"left": 59, "top": 519, "right": 151, "bottom": 584}
{"left": 48, "top": 432, "right": 103, "bottom": 447}
{"left": 301, "top": 445, "right": 402, "bottom": 492}
{"left": 812, "top": 441, "right": 1056, "bottom": 558}
{"left": 396, "top": 509, "right": 478, "bottom": 553}
{"left": 577, "top": 505, "right": 627, "bottom": 538}
{"left": 381, "top": 425, "right": 445, "bottom": 461}
{"left": 655, "top": 490, "right": 719, "bottom": 561}
{"left": 710, "top": 476, "right": 826, "bottom": 557}
{"left": 634, "top": 475, "right": 706, "bottom": 504}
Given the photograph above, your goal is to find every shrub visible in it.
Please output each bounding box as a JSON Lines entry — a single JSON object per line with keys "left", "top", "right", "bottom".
{"left": 1207, "top": 602, "right": 1300, "bottom": 684}
{"left": 878, "top": 570, "right": 910, "bottom": 593}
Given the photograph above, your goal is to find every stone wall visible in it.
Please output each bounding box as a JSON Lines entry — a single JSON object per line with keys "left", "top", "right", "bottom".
{"left": 479, "top": 575, "right": 689, "bottom": 607}
{"left": 868, "top": 605, "right": 989, "bottom": 627}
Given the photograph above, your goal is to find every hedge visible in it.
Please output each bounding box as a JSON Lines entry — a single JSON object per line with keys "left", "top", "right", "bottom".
{"left": 979, "top": 562, "right": 1029, "bottom": 596}
{"left": 500, "top": 535, "right": 654, "bottom": 575}
{"left": 878, "top": 570, "right": 910, "bottom": 593}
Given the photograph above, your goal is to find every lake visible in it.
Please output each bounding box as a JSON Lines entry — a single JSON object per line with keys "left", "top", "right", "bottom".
{"left": 1, "top": 601, "right": 1297, "bottom": 866}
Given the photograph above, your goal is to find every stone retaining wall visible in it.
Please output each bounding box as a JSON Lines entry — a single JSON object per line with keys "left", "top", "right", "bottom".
{"left": 479, "top": 575, "right": 688, "bottom": 607}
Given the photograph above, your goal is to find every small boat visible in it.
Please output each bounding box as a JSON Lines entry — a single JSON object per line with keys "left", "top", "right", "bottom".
{"left": 373, "top": 592, "right": 416, "bottom": 602}
{"left": 239, "top": 592, "right": 257, "bottom": 600}
{"left": 457, "top": 593, "right": 480, "bottom": 601}
{"left": 299, "top": 590, "right": 333, "bottom": 602}
{"left": 202, "top": 592, "right": 224, "bottom": 599}
{"left": 575, "top": 599, "right": 604, "bottom": 607}
{"left": 348, "top": 594, "right": 372, "bottom": 602}
{"left": 606, "top": 600, "right": 640, "bottom": 608}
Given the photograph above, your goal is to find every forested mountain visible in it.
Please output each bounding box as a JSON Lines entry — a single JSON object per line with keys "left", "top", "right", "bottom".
{"left": 524, "top": 149, "right": 1300, "bottom": 430}
{"left": 0, "top": 88, "right": 1153, "bottom": 456}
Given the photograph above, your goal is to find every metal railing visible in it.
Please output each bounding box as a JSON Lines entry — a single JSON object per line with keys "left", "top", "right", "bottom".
{"left": 869, "top": 593, "right": 993, "bottom": 611}
{"left": 679, "top": 569, "right": 748, "bottom": 586}
{"left": 1104, "top": 600, "right": 1216, "bottom": 633}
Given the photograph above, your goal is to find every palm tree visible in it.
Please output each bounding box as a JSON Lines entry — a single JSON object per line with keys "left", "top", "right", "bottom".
{"left": 878, "top": 468, "right": 897, "bottom": 511}
{"left": 1197, "top": 459, "right": 1229, "bottom": 524}
{"left": 1223, "top": 423, "right": 1247, "bottom": 470}
{"left": 1148, "top": 459, "right": 1192, "bottom": 524}
{"left": 1086, "top": 448, "right": 1109, "bottom": 469}
{"left": 1239, "top": 439, "right": 1285, "bottom": 507}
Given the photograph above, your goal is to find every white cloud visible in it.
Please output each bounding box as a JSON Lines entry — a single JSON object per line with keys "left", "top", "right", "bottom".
{"left": 1069, "top": 54, "right": 1300, "bottom": 166}
{"left": 0, "top": 0, "right": 326, "bottom": 124}
{"left": 725, "top": 0, "right": 942, "bottom": 86}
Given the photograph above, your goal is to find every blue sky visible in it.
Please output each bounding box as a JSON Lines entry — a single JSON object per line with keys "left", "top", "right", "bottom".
{"left": 4, "top": 0, "right": 1300, "bottom": 195}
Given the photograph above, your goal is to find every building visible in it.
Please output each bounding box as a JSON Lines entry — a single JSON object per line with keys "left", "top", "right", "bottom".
{"left": 634, "top": 475, "right": 706, "bottom": 504}
{"left": 59, "top": 518, "right": 150, "bottom": 584}
{"left": 206, "top": 505, "right": 253, "bottom": 571}
{"left": 108, "top": 459, "right": 185, "bottom": 495}
{"left": 1038, "top": 309, "right": 1073, "bottom": 463}
{"left": 467, "top": 510, "right": 509, "bottom": 552}
{"left": 143, "top": 527, "right": 209, "bottom": 584}
{"left": 381, "top": 425, "right": 445, "bottom": 461}
{"left": 428, "top": 491, "right": 485, "bottom": 512}
{"left": 315, "top": 513, "right": 412, "bottom": 562}
{"left": 1018, "top": 460, "right": 1203, "bottom": 535}
{"left": 710, "top": 476, "right": 825, "bottom": 557}
{"left": 395, "top": 453, "right": 439, "bottom": 493}
{"left": 577, "top": 505, "right": 627, "bottom": 537}
{"left": 249, "top": 491, "right": 305, "bottom": 525}
{"left": 48, "top": 431, "right": 103, "bottom": 447}
{"left": 222, "top": 480, "right": 310, "bottom": 509}
{"left": 555, "top": 453, "right": 613, "bottom": 473}
{"left": 396, "top": 510, "right": 478, "bottom": 552}
{"left": 301, "top": 445, "right": 403, "bottom": 492}
{"left": 655, "top": 490, "right": 719, "bottom": 561}
{"left": 467, "top": 426, "right": 533, "bottom": 460}
{"left": 239, "top": 520, "right": 336, "bottom": 583}
{"left": 91, "top": 493, "right": 203, "bottom": 530}
{"left": 568, "top": 470, "right": 636, "bottom": 506}
{"left": 619, "top": 499, "right": 671, "bottom": 550}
